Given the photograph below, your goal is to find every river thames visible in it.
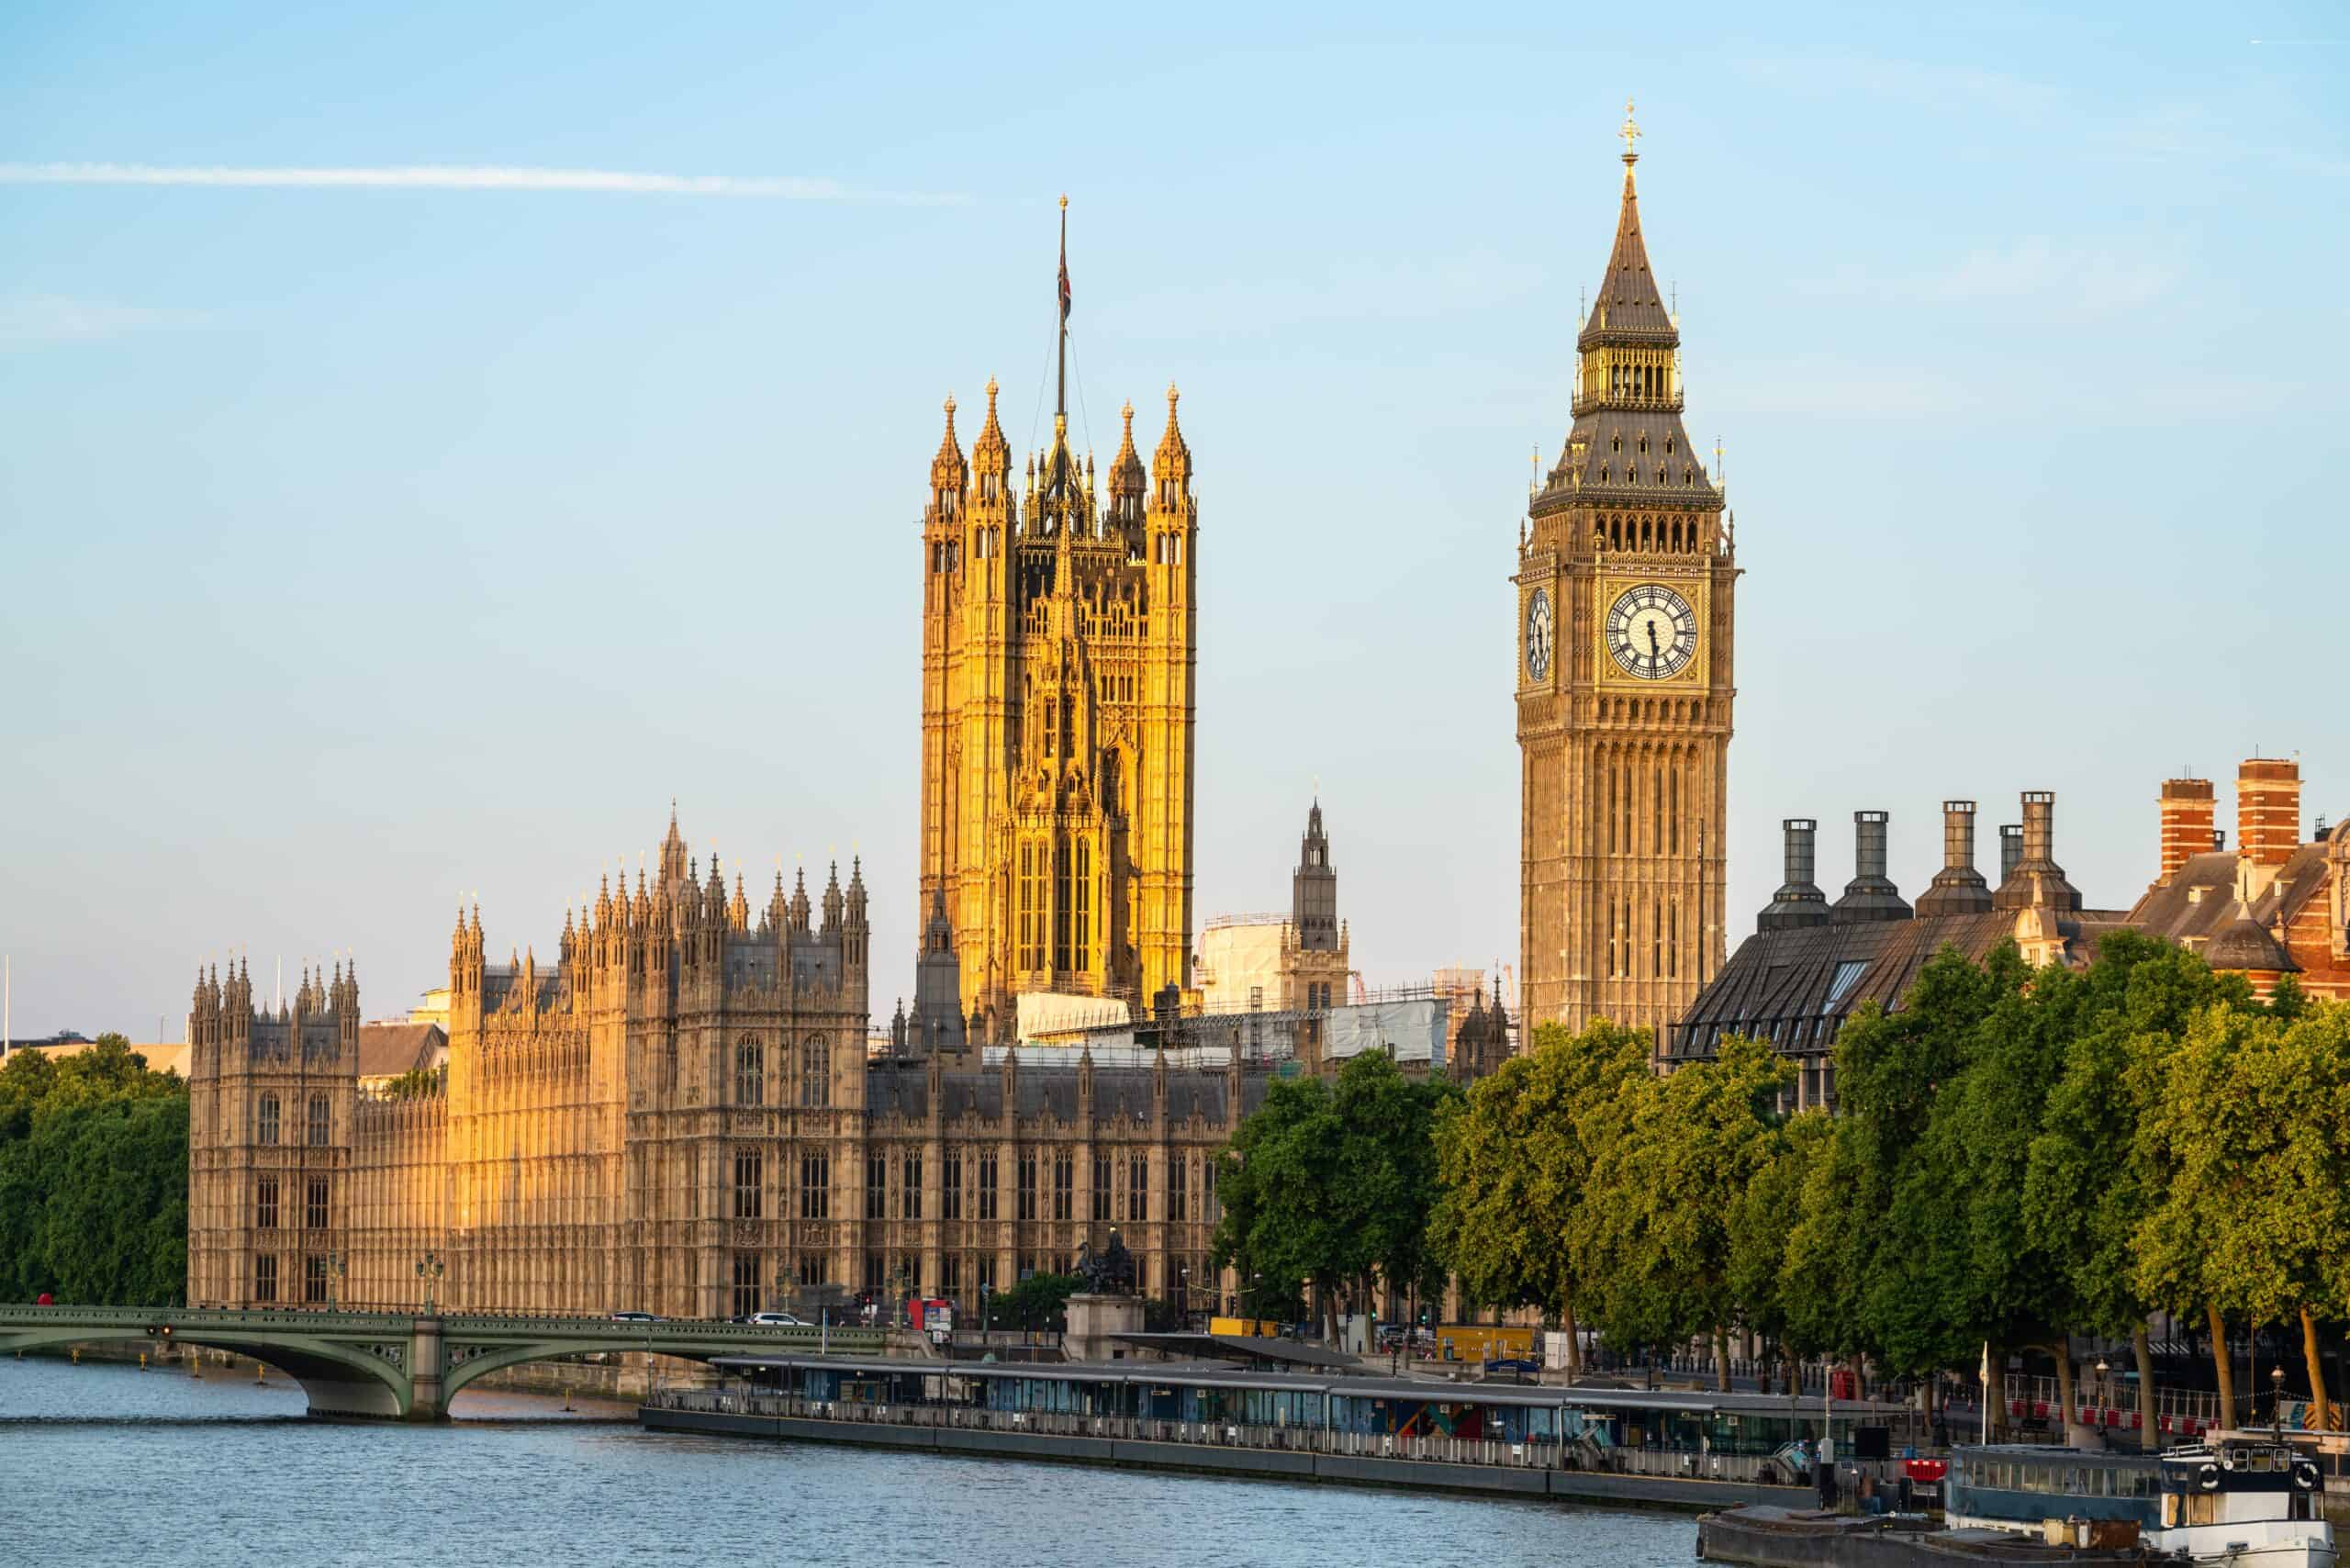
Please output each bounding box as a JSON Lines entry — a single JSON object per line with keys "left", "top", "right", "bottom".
{"left": 2, "top": 1358, "right": 1691, "bottom": 1567}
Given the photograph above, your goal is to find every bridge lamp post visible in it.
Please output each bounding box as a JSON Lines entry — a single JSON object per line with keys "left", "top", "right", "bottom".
{"left": 417, "top": 1252, "right": 444, "bottom": 1316}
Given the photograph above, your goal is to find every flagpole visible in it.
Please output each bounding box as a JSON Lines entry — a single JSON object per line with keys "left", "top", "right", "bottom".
{"left": 1055, "top": 194, "right": 1069, "bottom": 421}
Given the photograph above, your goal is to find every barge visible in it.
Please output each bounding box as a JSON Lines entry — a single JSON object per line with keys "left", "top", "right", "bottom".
{"left": 1701, "top": 1439, "right": 2333, "bottom": 1568}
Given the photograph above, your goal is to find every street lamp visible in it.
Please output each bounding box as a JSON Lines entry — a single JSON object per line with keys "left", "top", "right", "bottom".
{"left": 1179, "top": 1266, "right": 1189, "bottom": 1329}
{"left": 416, "top": 1251, "right": 444, "bottom": 1316}
{"left": 2272, "top": 1366, "right": 2287, "bottom": 1438}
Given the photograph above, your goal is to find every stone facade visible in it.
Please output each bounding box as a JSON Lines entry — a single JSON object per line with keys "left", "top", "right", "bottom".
{"left": 187, "top": 812, "right": 1260, "bottom": 1318}
{"left": 917, "top": 355, "right": 1199, "bottom": 1038}
{"left": 1516, "top": 109, "right": 1735, "bottom": 1044}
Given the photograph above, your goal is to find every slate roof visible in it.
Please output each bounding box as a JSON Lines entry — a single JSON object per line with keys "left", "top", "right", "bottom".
{"left": 1666, "top": 907, "right": 2130, "bottom": 1063}
{"left": 356, "top": 1023, "right": 445, "bottom": 1081}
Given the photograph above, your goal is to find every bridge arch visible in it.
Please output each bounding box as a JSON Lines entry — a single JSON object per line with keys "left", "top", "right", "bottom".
{"left": 438, "top": 1337, "right": 724, "bottom": 1404}
{"left": 0, "top": 1327, "right": 412, "bottom": 1418}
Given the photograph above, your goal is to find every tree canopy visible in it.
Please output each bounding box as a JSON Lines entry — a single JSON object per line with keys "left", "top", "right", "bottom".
{"left": 1211, "top": 1050, "right": 1460, "bottom": 1332}
{"left": 0, "top": 1035, "right": 190, "bottom": 1305}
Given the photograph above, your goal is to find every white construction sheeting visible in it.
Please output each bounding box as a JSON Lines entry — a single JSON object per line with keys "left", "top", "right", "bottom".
{"left": 1323, "top": 996, "right": 1449, "bottom": 1070}
{"left": 1016, "top": 991, "right": 1132, "bottom": 1041}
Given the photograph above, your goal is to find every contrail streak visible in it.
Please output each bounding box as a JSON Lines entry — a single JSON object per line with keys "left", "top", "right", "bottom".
{"left": 0, "top": 162, "right": 968, "bottom": 205}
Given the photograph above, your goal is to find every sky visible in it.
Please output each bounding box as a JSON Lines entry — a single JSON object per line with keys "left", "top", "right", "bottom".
{"left": 1, "top": 3, "right": 2344, "bottom": 1040}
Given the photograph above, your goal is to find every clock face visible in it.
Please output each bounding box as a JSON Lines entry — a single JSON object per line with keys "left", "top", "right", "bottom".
{"left": 1524, "top": 588, "right": 1552, "bottom": 682}
{"left": 1606, "top": 584, "right": 1696, "bottom": 679}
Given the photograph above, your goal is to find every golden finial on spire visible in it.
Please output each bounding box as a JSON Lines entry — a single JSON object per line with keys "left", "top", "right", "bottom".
{"left": 1058, "top": 193, "right": 1068, "bottom": 211}
{"left": 944, "top": 393, "right": 956, "bottom": 417}
{"left": 1620, "top": 97, "right": 1640, "bottom": 164}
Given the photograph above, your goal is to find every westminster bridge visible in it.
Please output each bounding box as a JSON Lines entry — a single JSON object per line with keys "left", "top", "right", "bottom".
{"left": 0, "top": 1305, "right": 890, "bottom": 1420}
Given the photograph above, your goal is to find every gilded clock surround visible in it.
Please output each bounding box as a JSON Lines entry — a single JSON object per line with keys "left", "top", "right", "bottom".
{"left": 1516, "top": 103, "right": 1739, "bottom": 1046}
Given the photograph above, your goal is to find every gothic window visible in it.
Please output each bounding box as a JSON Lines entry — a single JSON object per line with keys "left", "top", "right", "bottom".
{"left": 305, "top": 1254, "right": 329, "bottom": 1304}
{"left": 734, "top": 1148, "right": 763, "bottom": 1220}
{"left": 1610, "top": 432, "right": 1620, "bottom": 454}
{"left": 1091, "top": 1154, "right": 1112, "bottom": 1222}
{"left": 799, "top": 1154, "right": 830, "bottom": 1220}
{"left": 1053, "top": 838, "right": 1073, "bottom": 973}
{"left": 801, "top": 1036, "right": 831, "bottom": 1108}
{"left": 1018, "top": 841, "right": 1046, "bottom": 972}
{"left": 257, "top": 1092, "right": 280, "bottom": 1146}
{"left": 902, "top": 1152, "right": 923, "bottom": 1220}
{"left": 797, "top": 1251, "right": 823, "bottom": 1289}
{"left": 977, "top": 1256, "right": 996, "bottom": 1294}
{"left": 255, "top": 1177, "right": 279, "bottom": 1230}
{"left": 254, "top": 1253, "right": 278, "bottom": 1304}
{"left": 1600, "top": 465, "right": 1610, "bottom": 485}
{"left": 945, "top": 1150, "right": 963, "bottom": 1220}
{"left": 737, "top": 1038, "right": 765, "bottom": 1106}
{"left": 1070, "top": 837, "right": 1092, "bottom": 972}
{"left": 1017, "top": 1151, "right": 1038, "bottom": 1222}
{"left": 733, "top": 1251, "right": 759, "bottom": 1319}
{"left": 1671, "top": 767, "right": 1682, "bottom": 853}
{"left": 306, "top": 1177, "right": 329, "bottom": 1230}
{"left": 1127, "top": 1153, "right": 1147, "bottom": 1223}
{"left": 1203, "top": 1160, "right": 1218, "bottom": 1223}
{"left": 978, "top": 1153, "right": 999, "bottom": 1222}
{"left": 1170, "top": 1157, "right": 1188, "bottom": 1223}
{"left": 943, "top": 1253, "right": 961, "bottom": 1295}
{"left": 307, "top": 1093, "right": 330, "bottom": 1147}
{"left": 867, "top": 1154, "right": 888, "bottom": 1220}
{"left": 1052, "top": 1150, "right": 1073, "bottom": 1222}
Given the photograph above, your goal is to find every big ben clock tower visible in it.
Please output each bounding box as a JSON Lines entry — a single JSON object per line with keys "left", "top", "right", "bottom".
{"left": 1517, "top": 103, "right": 1735, "bottom": 1044}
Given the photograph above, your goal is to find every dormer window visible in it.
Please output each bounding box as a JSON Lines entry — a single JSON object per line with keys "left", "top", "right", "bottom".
{"left": 1665, "top": 436, "right": 1675, "bottom": 456}
{"left": 1638, "top": 434, "right": 1649, "bottom": 454}
{"left": 1609, "top": 433, "right": 1620, "bottom": 454}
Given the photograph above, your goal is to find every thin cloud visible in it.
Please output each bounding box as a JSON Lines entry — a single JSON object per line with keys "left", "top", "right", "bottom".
{"left": 0, "top": 295, "right": 207, "bottom": 347}
{"left": 0, "top": 162, "right": 968, "bottom": 205}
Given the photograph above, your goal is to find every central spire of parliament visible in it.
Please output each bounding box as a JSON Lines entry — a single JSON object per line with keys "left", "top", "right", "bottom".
{"left": 1516, "top": 103, "right": 1738, "bottom": 1044}
{"left": 917, "top": 201, "right": 1200, "bottom": 1042}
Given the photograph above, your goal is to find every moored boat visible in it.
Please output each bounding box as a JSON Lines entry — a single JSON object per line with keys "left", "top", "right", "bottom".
{"left": 1700, "top": 1438, "right": 2334, "bottom": 1568}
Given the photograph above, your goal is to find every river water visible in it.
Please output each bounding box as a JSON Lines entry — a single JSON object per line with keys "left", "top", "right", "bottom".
{"left": 0, "top": 1357, "right": 1693, "bottom": 1567}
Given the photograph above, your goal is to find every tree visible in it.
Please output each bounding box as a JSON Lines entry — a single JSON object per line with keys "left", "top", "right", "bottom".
{"left": 1729, "top": 1109, "right": 1832, "bottom": 1389}
{"left": 2137, "top": 997, "right": 2350, "bottom": 1432}
{"left": 0, "top": 1034, "right": 191, "bottom": 1305}
{"left": 1575, "top": 1035, "right": 1792, "bottom": 1387}
{"left": 2025, "top": 932, "right": 2242, "bottom": 1447}
{"left": 1429, "top": 1019, "right": 1649, "bottom": 1376}
{"left": 991, "top": 1271, "right": 1081, "bottom": 1332}
{"left": 1213, "top": 1051, "right": 1459, "bottom": 1338}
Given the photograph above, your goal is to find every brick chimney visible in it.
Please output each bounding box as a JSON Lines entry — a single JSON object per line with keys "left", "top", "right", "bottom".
{"left": 2236, "top": 758, "right": 2301, "bottom": 869}
{"left": 2157, "top": 777, "right": 2216, "bottom": 886}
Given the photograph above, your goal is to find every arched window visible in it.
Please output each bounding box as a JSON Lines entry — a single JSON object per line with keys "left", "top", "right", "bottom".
{"left": 801, "top": 1036, "right": 831, "bottom": 1108}
{"left": 737, "top": 1038, "right": 765, "bottom": 1106}
{"left": 257, "top": 1092, "right": 280, "bottom": 1146}
{"left": 307, "top": 1093, "right": 330, "bottom": 1147}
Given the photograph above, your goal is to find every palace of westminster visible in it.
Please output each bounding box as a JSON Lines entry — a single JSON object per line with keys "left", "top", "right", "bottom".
{"left": 185, "top": 116, "right": 2350, "bottom": 1318}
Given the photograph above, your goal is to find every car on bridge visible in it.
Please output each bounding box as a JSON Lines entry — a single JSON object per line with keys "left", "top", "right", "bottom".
{"left": 609, "top": 1311, "right": 663, "bottom": 1323}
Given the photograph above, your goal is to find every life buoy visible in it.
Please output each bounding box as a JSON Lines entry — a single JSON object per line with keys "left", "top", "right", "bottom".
{"left": 2291, "top": 1459, "right": 2321, "bottom": 1492}
{"left": 2197, "top": 1462, "right": 2221, "bottom": 1492}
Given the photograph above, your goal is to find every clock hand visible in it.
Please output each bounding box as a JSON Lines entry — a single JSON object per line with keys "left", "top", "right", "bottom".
{"left": 1647, "top": 621, "right": 1662, "bottom": 663}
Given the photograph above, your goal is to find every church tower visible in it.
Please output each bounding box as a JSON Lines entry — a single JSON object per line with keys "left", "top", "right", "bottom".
{"left": 1516, "top": 105, "right": 1736, "bottom": 1044}
{"left": 918, "top": 199, "right": 1199, "bottom": 1038}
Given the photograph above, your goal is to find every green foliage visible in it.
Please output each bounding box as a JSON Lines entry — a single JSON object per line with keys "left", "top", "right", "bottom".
{"left": 1429, "top": 1018, "right": 1649, "bottom": 1322}
{"left": 990, "top": 1271, "right": 1081, "bottom": 1331}
{"left": 1575, "top": 1035, "right": 1793, "bottom": 1353}
{"left": 383, "top": 1065, "right": 445, "bottom": 1099}
{"left": 0, "top": 1034, "right": 191, "bottom": 1305}
{"left": 1212, "top": 1051, "right": 1460, "bottom": 1325}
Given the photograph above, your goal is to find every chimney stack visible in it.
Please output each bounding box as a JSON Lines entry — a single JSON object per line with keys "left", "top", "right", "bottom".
{"left": 2157, "top": 777, "right": 2216, "bottom": 885}
{"left": 1994, "top": 790, "right": 2084, "bottom": 912}
{"left": 1917, "top": 800, "right": 1993, "bottom": 915}
{"left": 2236, "top": 757, "right": 2301, "bottom": 869}
{"left": 1999, "top": 823, "right": 2024, "bottom": 883}
{"left": 1759, "top": 819, "right": 1830, "bottom": 930}
{"left": 1831, "top": 811, "right": 1912, "bottom": 923}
